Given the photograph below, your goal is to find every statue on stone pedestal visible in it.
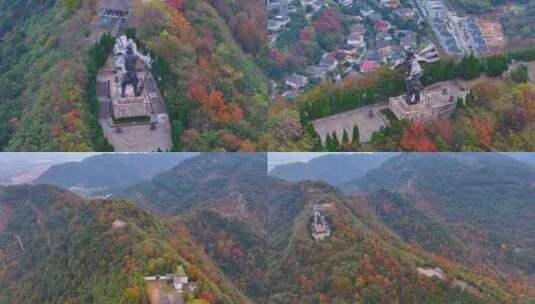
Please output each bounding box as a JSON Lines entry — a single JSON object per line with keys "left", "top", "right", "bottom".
{"left": 113, "top": 36, "right": 152, "bottom": 98}
{"left": 392, "top": 45, "right": 440, "bottom": 105}
{"left": 121, "top": 45, "right": 141, "bottom": 97}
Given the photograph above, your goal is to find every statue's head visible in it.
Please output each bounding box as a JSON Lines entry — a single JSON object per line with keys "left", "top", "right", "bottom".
{"left": 402, "top": 45, "right": 413, "bottom": 58}
{"left": 126, "top": 45, "right": 134, "bottom": 55}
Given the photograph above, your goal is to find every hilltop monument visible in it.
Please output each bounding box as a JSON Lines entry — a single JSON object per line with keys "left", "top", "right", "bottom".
{"left": 95, "top": 35, "right": 172, "bottom": 151}
{"left": 110, "top": 36, "right": 153, "bottom": 118}
{"left": 391, "top": 45, "right": 439, "bottom": 105}
{"left": 389, "top": 45, "right": 467, "bottom": 122}
{"left": 114, "top": 36, "right": 152, "bottom": 98}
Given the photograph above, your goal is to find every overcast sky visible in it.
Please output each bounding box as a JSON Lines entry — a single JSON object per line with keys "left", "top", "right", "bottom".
{"left": 0, "top": 153, "right": 101, "bottom": 166}
{"left": 0, "top": 152, "right": 370, "bottom": 171}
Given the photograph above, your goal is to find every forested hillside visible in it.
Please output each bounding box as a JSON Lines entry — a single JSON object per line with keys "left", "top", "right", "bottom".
{"left": 2, "top": 153, "right": 534, "bottom": 303}
{"left": 0, "top": 0, "right": 269, "bottom": 152}
{"left": 501, "top": 2, "right": 535, "bottom": 41}
{"left": 115, "top": 153, "right": 528, "bottom": 303}
{"left": 342, "top": 153, "right": 535, "bottom": 295}
{"left": 0, "top": 0, "right": 98, "bottom": 151}
{"left": 0, "top": 184, "right": 250, "bottom": 304}
{"left": 130, "top": 0, "right": 269, "bottom": 151}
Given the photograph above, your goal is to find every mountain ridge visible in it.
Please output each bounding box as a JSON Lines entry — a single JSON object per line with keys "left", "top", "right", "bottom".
{"left": 0, "top": 183, "right": 250, "bottom": 304}
{"left": 341, "top": 153, "right": 535, "bottom": 294}
{"left": 34, "top": 153, "right": 197, "bottom": 191}
{"left": 113, "top": 153, "right": 529, "bottom": 303}
{"left": 270, "top": 153, "right": 396, "bottom": 185}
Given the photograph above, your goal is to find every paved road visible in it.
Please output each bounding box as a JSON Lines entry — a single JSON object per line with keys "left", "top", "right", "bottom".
{"left": 312, "top": 102, "right": 389, "bottom": 144}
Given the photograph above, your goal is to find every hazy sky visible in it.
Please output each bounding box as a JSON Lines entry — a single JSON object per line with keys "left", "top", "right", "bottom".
{"left": 0, "top": 152, "right": 364, "bottom": 173}
{"left": 0, "top": 153, "right": 101, "bottom": 166}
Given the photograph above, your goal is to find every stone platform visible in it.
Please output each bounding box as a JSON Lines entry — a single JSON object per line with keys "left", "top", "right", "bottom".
{"left": 389, "top": 81, "right": 467, "bottom": 122}
{"left": 312, "top": 102, "right": 389, "bottom": 145}
{"left": 96, "top": 68, "right": 172, "bottom": 151}
{"left": 111, "top": 76, "right": 152, "bottom": 120}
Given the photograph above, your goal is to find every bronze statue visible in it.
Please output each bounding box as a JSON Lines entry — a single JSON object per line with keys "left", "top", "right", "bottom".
{"left": 392, "top": 45, "right": 440, "bottom": 105}
{"left": 113, "top": 36, "right": 152, "bottom": 98}
{"left": 121, "top": 45, "right": 141, "bottom": 97}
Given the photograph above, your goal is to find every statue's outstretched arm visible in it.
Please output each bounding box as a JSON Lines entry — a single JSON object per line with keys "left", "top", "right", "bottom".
{"left": 391, "top": 60, "right": 403, "bottom": 70}
{"left": 416, "top": 54, "right": 439, "bottom": 63}
{"left": 134, "top": 50, "right": 152, "bottom": 69}
{"left": 416, "top": 45, "right": 440, "bottom": 63}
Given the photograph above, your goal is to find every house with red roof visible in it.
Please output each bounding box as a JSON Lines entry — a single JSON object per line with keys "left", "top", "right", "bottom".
{"left": 374, "top": 19, "right": 391, "bottom": 32}
{"left": 360, "top": 60, "right": 381, "bottom": 73}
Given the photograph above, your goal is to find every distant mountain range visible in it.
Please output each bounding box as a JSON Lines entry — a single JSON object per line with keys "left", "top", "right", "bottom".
{"left": 113, "top": 153, "right": 532, "bottom": 302}
{"left": 33, "top": 153, "right": 197, "bottom": 192}
{"left": 2, "top": 153, "right": 535, "bottom": 303}
{"left": 269, "top": 153, "right": 396, "bottom": 185}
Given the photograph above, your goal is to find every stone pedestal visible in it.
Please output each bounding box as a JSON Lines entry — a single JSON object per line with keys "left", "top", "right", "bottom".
{"left": 111, "top": 79, "right": 152, "bottom": 119}
{"left": 389, "top": 81, "right": 467, "bottom": 122}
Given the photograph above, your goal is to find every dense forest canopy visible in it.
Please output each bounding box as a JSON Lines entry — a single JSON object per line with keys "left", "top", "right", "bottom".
{"left": 0, "top": 0, "right": 269, "bottom": 152}
{"left": 112, "top": 153, "right": 533, "bottom": 303}
{"left": 0, "top": 184, "right": 249, "bottom": 304}
{"left": 2, "top": 153, "right": 535, "bottom": 302}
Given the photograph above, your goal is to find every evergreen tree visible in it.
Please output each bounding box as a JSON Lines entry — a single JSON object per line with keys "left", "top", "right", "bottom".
{"left": 325, "top": 133, "right": 333, "bottom": 149}
{"left": 332, "top": 131, "right": 340, "bottom": 147}
{"left": 485, "top": 55, "right": 508, "bottom": 77}
{"left": 510, "top": 64, "right": 529, "bottom": 83}
{"left": 342, "top": 129, "right": 349, "bottom": 145}
{"left": 326, "top": 133, "right": 338, "bottom": 152}
{"left": 172, "top": 120, "right": 183, "bottom": 151}
{"left": 352, "top": 125, "right": 360, "bottom": 143}
{"left": 459, "top": 54, "right": 481, "bottom": 80}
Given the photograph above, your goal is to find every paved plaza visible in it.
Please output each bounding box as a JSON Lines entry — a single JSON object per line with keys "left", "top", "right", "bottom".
{"left": 312, "top": 102, "right": 389, "bottom": 144}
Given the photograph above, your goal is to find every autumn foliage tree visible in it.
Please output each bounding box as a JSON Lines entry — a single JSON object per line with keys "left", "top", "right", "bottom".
{"left": 513, "top": 84, "right": 535, "bottom": 122}
{"left": 188, "top": 81, "right": 243, "bottom": 124}
{"left": 428, "top": 118, "right": 453, "bottom": 145}
{"left": 312, "top": 10, "right": 343, "bottom": 50}
{"left": 230, "top": 12, "right": 264, "bottom": 55}
{"left": 166, "top": 0, "right": 184, "bottom": 11}
{"left": 400, "top": 122, "right": 437, "bottom": 152}
{"left": 472, "top": 117, "right": 495, "bottom": 147}
{"left": 503, "top": 107, "right": 527, "bottom": 132}
{"left": 208, "top": 0, "right": 266, "bottom": 55}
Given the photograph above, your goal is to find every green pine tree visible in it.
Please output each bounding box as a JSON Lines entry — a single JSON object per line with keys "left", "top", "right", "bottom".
{"left": 485, "top": 55, "right": 509, "bottom": 77}
{"left": 332, "top": 131, "right": 340, "bottom": 147}
{"left": 342, "top": 129, "right": 349, "bottom": 145}
{"left": 510, "top": 64, "right": 529, "bottom": 83}
{"left": 352, "top": 126, "right": 360, "bottom": 143}
{"left": 459, "top": 54, "right": 481, "bottom": 80}
{"left": 325, "top": 133, "right": 333, "bottom": 149}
